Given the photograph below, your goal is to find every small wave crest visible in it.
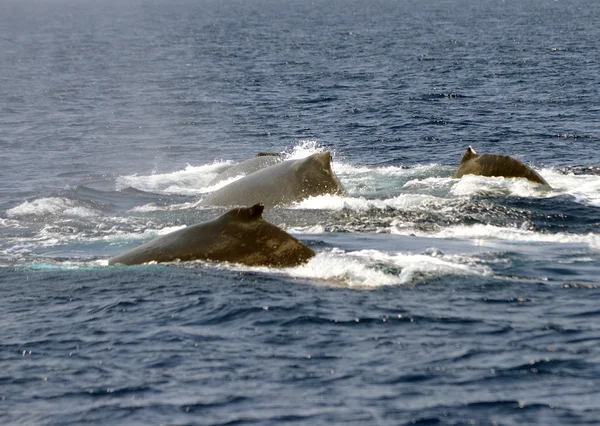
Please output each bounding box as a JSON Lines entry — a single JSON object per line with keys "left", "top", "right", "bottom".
{"left": 7, "top": 197, "right": 99, "bottom": 218}
{"left": 391, "top": 222, "right": 600, "bottom": 251}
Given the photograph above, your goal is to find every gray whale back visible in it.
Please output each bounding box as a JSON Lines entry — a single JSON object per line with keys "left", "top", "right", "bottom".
{"left": 108, "top": 204, "right": 315, "bottom": 267}
{"left": 200, "top": 152, "right": 345, "bottom": 209}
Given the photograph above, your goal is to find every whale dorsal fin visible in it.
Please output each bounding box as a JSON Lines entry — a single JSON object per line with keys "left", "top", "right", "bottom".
{"left": 460, "top": 146, "right": 479, "bottom": 164}
{"left": 246, "top": 203, "right": 265, "bottom": 219}
{"left": 223, "top": 203, "right": 265, "bottom": 222}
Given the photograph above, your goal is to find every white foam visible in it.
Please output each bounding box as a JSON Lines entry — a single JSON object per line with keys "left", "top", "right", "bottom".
{"left": 403, "top": 176, "right": 456, "bottom": 190}
{"left": 0, "top": 218, "right": 23, "bottom": 228}
{"left": 282, "top": 139, "right": 328, "bottom": 160}
{"left": 391, "top": 222, "right": 600, "bottom": 251}
{"left": 203, "top": 245, "right": 491, "bottom": 288}
{"left": 116, "top": 161, "right": 232, "bottom": 195}
{"left": 292, "top": 193, "right": 443, "bottom": 211}
{"left": 563, "top": 174, "right": 600, "bottom": 207}
{"left": 284, "top": 249, "right": 401, "bottom": 287}
{"left": 443, "top": 169, "right": 600, "bottom": 206}
{"left": 449, "top": 174, "right": 550, "bottom": 198}
{"left": 7, "top": 198, "right": 99, "bottom": 218}
{"left": 280, "top": 247, "right": 489, "bottom": 287}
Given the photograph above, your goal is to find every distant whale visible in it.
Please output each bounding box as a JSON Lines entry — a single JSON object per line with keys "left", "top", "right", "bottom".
{"left": 454, "top": 146, "right": 551, "bottom": 188}
{"left": 200, "top": 152, "right": 345, "bottom": 209}
{"left": 108, "top": 204, "right": 315, "bottom": 267}
{"left": 209, "top": 153, "right": 283, "bottom": 186}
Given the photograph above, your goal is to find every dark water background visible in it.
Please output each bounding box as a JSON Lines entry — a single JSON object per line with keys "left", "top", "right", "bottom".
{"left": 2, "top": 0, "right": 600, "bottom": 424}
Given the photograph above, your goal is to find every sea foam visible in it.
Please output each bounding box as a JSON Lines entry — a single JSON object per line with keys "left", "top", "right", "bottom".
{"left": 7, "top": 197, "right": 99, "bottom": 218}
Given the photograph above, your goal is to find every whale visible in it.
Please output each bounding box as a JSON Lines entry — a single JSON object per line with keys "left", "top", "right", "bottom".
{"left": 200, "top": 152, "right": 345, "bottom": 209}
{"left": 108, "top": 204, "right": 315, "bottom": 267}
{"left": 209, "top": 153, "right": 283, "bottom": 186}
{"left": 454, "top": 146, "right": 551, "bottom": 188}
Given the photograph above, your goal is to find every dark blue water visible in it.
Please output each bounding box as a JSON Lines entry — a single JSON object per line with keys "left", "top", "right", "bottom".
{"left": 2, "top": 0, "right": 600, "bottom": 424}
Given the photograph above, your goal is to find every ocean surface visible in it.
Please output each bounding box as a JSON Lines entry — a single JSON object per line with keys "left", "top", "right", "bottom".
{"left": 2, "top": 0, "right": 600, "bottom": 424}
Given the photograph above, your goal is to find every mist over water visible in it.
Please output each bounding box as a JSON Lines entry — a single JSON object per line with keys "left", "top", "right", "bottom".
{"left": 1, "top": 0, "right": 600, "bottom": 425}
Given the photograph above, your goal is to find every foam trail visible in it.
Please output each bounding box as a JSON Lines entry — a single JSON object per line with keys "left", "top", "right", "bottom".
{"left": 211, "top": 247, "right": 491, "bottom": 288}
{"left": 450, "top": 175, "right": 552, "bottom": 198}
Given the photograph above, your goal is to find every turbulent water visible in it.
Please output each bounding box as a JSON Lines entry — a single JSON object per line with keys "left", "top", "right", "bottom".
{"left": 2, "top": 0, "right": 600, "bottom": 424}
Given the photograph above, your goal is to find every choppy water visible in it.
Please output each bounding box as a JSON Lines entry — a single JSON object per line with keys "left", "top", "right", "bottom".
{"left": 2, "top": 0, "right": 600, "bottom": 424}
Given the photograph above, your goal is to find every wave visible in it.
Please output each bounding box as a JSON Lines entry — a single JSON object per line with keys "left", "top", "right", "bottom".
{"left": 0, "top": 218, "right": 23, "bottom": 228}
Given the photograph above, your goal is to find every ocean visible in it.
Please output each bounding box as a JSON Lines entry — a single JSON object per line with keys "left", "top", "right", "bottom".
{"left": 1, "top": 0, "right": 600, "bottom": 424}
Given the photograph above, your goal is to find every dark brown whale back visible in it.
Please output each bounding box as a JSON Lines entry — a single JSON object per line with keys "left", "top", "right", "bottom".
{"left": 454, "top": 146, "right": 551, "bottom": 188}
{"left": 108, "top": 204, "right": 315, "bottom": 267}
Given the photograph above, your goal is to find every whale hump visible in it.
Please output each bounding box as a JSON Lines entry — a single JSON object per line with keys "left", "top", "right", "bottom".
{"left": 108, "top": 203, "right": 314, "bottom": 267}
{"left": 454, "top": 146, "right": 551, "bottom": 188}
{"left": 201, "top": 151, "right": 344, "bottom": 209}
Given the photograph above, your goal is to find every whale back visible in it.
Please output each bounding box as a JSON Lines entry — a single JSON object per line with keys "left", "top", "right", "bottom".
{"left": 454, "top": 146, "right": 551, "bottom": 187}
{"left": 200, "top": 152, "right": 345, "bottom": 208}
{"left": 108, "top": 203, "right": 315, "bottom": 267}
